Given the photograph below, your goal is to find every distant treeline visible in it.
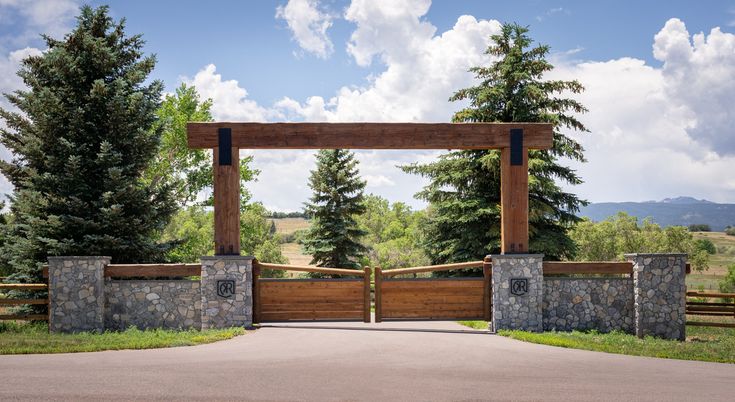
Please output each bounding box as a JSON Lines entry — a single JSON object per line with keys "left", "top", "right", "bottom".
{"left": 268, "top": 211, "right": 309, "bottom": 219}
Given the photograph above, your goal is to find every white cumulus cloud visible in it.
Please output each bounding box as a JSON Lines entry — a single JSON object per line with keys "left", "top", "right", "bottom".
{"left": 276, "top": 0, "right": 334, "bottom": 59}
{"left": 182, "top": 64, "right": 278, "bottom": 122}
{"left": 652, "top": 18, "right": 735, "bottom": 156}
{"left": 277, "top": 2, "right": 501, "bottom": 122}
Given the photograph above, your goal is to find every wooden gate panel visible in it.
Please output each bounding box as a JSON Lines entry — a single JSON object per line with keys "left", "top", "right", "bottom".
{"left": 381, "top": 278, "right": 485, "bottom": 320}
{"left": 258, "top": 279, "right": 364, "bottom": 321}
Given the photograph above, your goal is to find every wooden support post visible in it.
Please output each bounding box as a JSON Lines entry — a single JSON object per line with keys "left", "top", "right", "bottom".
{"left": 483, "top": 256, "right": 492, "bottom": 322}
{"left": 374, "top": 267, "right": 382, "bottom": 323}
{"left": 252, "top": 262, "right": 260, "bottom": 324}
{"left": 363, "top": 267, "right": 371, "bottom": 323}
{"left": 213, "top": 128, "right": 241, "bottom": 255}
{"left": 500, "top": 129, "right": 529, "bottom": 254}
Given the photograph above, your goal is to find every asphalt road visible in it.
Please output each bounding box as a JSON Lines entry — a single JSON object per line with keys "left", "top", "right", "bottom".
{"left": 1, "top": 320, "right": 733, "bottom": 401}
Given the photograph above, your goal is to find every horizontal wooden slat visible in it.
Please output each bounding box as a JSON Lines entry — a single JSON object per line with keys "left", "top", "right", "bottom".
{"left": 686, "top": 301, "right": 735, "bottom": 307}
{"left": 381, "top": 261, "right": 484, "bottom": 277}
{"left": 382, "top": 310, "right": 483, "bottom": 319}
{"left": 0, "top": 298, "right": 48, "bottom": 306}
{"left": 105, "top": 264, "right": 200, "bottom": 278}
{"left": 686, "top": 291, "right": 735, "bottom": 299}
{"left": 542, "top": 262, "right": 632, "bottom": 275}
{"left": 260, "top": 311, "right": 363, "bottom": 321}
{"left": 187, "top": 123, "right": 554, "bottom": 150}
{"left": 259, "top": 280, "right": 362, "bottom": 288}
{"left": 261, "top": 295, "right": 362, "bottom": 304}
{"left": 686, "top": 305, "right": 735, "bottom": 313}
{"left": 382, "top": 295, "right": 483, "bottom": 304}
{"left": 260, "top": 302, "right": 362, "bottom": 312}
{"left": 686, "top": 311, "right": 733, "bottom": 317}
{"left": 382, "top": 302, "right": 484, "bottom": 311}
{"left": 382, "top": 279, "right": 483, "bottom": 289}
{"left": 0, "top": 314, "right": 47, "bottom": 320}
{"left": 255, "top": 262, "right": 364, "bottom": 276}
{"left": 0, "top": 284, "right": 47, "bottom": 290}
{"left": 687, "top": 321, "right": 735, "bottom": 328}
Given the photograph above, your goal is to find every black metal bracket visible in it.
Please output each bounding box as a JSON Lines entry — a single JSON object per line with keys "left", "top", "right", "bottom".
{"left": 218, "top": 128, "right": 232, "bottom": 166}
{"left": 510, "top": 128, "right": 524, "bottom": 166}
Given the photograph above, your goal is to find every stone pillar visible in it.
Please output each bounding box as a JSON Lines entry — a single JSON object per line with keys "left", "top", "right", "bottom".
{"left": 200, "top": 256, "right": 254, "bottom": 329}
{"left": 625, "top": 253, "right": 687, "bottom": 341}
{"left": 47, "top": 256, "right": 110, "bottom": 333}
{"left": 490, "top": 254, "right": 544, "bottom": 332}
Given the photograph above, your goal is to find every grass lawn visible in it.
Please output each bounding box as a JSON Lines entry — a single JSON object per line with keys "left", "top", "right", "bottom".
{"left": 0, "top": 321, "right": 245, "bottom": 355}
{"left": 457, "top": 320, "right": 735, "bottom": 364}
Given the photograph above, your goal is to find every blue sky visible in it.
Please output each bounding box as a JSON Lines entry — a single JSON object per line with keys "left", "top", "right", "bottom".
{"left": 1, "top": 0, "right": 735, "bottom": 211}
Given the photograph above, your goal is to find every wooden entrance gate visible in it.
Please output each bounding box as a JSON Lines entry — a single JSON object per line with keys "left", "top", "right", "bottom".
{"left": 374, "top": 258, "right": 492, "bottom": 322}
{"left": 252, "top": 261, "right": 371, "bottom": 323}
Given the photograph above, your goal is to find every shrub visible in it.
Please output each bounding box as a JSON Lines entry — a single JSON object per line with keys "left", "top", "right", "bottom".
{"left": 688, "top": 224, "right": 711, "bottom": 232}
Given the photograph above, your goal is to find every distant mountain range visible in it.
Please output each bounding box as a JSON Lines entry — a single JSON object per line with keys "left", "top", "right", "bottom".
{"left": 578, "top": 197, "right": 735, "bottom": 231}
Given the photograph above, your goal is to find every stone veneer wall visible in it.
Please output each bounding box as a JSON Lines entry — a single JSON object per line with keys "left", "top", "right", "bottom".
{"left": 200, "top": 256, "right": 253, "bottom": 329}
{"left": 626, "top": 253, "right": 687, "bottom": 341}
{"left": 104, "top": 280, "right": 201, "bottom": 330}
{"left": 491, "top": 254, "right": 544, "bottom": 332}
{"left": 543, "top": 278, "right": 634, "bottom": 333}
{"left": 48, "top": 256, "right": 109, "bottom": 333}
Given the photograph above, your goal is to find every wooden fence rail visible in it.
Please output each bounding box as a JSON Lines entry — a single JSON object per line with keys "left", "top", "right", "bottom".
{"left": 686, "top": 291, "right": 735, "bottom": 328}
{"left": 0, "top": 282, "right": 48, "bottom": 321}
{"left": 541, "top": 261, "right": 691, "bottom": 276}
{"left": 105, "top": 263, "right": 200, "bottom": 278}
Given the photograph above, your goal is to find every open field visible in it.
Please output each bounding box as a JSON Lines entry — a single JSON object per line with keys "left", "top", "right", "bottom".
{"left": 0, "top": 321, "right": 245, "bottom": 354}
{"left": 689, "top": 231, "right": 735, "bottom": 290}
{"left": 269, "top": 217, "right": 310, "bottom": 235}
{"left": 271, "top": 218, "right": 313, "bottom": 267}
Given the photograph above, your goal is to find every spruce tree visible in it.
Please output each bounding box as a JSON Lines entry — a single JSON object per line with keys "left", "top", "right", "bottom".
{"left": 402, "top": 23, "right": 588, "bottom": 268}
{"left": 0, "top": 5, "right": 176, "bottom": 283}
{"left": 301, "top": 149, "right": 367, "bottom": 273}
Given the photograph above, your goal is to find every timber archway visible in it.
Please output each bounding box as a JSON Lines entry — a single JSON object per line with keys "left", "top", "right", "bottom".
{"left": 186, "top": 122, "right": 554, "bottom": 256}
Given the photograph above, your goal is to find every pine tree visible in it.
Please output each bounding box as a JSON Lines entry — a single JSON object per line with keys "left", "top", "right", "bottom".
{"left": 301, "top": 149, "right": 367, "bottom": 273}
{"left": 0, "top": 5, "right": 176, "bottom": 283}
{"left": 402, "top": 23, "right": 589, "bottom": 268}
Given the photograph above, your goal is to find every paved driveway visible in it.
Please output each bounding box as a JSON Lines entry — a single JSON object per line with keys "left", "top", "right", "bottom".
{"left": 1, "top": 320, "right": 733, "bottom": 401}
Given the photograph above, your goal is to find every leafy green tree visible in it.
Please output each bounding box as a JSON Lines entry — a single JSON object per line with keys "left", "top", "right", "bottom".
{"left": 0, "top": 6, "right": 176, "bottom": 283}
{"left": 355, "top": 195, "right": 429, "bottom": 269}
{"left": 402, "top": 23, "right": 588, "bottom": 268}
{"left": 719, "top": 263, "right": 735, "bottom": 293}
{"left": 694, "top": 238, "right": 716, "bottom": 255}
{"left": 569, "top": 212, "right": 710, "bottom": 271}
{"left": 301, "top": 149, "right": 367, "bottom": 273}
{"left": 161, "top": 203, "right": 286, "bottom": 276}
{"left": 146, "top": 83, "right": 258, "bottom": 208}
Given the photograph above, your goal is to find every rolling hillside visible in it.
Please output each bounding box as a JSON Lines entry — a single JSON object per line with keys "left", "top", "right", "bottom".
{"left": 579, "top": 197, "right": 735, "bottom": 230}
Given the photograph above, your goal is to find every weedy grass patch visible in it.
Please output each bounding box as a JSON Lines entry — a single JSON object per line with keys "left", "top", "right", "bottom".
{"left": 0, "top": 321, "right": 245, "bottom": 354}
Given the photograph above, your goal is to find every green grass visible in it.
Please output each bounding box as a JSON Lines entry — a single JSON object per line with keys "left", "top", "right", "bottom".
{"left": 498, "top": 325, "right": 735, "bottom": 364}
{"left": 457, "top": 320, "right": 489, "bottom": 330}
{"left": 0, "top": 321, "right": 246, "bottom": 354}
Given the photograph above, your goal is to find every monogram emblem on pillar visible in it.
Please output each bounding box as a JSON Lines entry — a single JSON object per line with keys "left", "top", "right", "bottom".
{"left": 216, "top": 280, "right": 236, "bottom": 298}
{"left": 510, "top": 278, "right": 529, "bottom": 296}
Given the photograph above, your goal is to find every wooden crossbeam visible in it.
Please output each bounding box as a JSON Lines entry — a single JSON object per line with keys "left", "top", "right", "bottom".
{"left": 187, "top": 122, "right": 553, "bottom": 150}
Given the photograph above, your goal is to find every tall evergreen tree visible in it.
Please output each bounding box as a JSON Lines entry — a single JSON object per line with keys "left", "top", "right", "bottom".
{"left": 402, "top": 23, "right": 589, "bottom": 267}
{"left": 0, "top": 6, "right": 176, "bottom": 282}
{"left": 301, "top": 149, "right": 367, "bottom": 273}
